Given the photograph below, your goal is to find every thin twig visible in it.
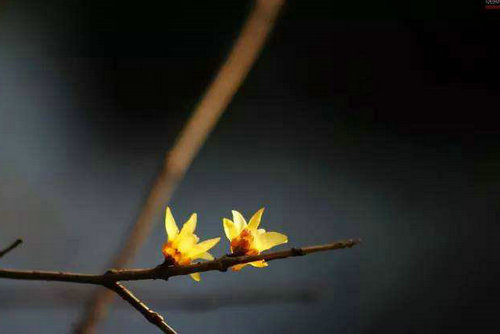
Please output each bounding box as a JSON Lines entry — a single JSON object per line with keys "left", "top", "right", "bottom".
{"left": 106, "top": 282, "right": 176, "bottom": 334}
{"left": 76, "top": 1, "right": 286, "bottom": 332}
{"left": 0, "top": 239, "right": 23, "bottom": 259}
{"left": 0, "top": 239, "right": 360, "bottom": 284}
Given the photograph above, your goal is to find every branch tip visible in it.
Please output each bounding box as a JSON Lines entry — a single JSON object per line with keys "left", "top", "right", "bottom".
{"left": 0, "top": 239, "right": 23, "bottom": 259}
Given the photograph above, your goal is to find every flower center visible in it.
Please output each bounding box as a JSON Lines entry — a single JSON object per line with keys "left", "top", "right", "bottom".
{"left": 162, "top": 242, "right": 191, "bottom": 266}
{"left": 230, "top": 229, "right": 259, "bottom": 256}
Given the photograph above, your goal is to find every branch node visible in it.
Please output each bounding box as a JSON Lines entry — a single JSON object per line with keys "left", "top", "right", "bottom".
{"left": 217, "top": 262, "right": 228, "bottom": 272}
{"left": 105, "top": 269, "right": 118, "bottom": 275}
{"left": 291, "top": 248, "right": 306, "bottom": 256}
{"left": 146, "top": 310, "right": 165, "bottom": 323}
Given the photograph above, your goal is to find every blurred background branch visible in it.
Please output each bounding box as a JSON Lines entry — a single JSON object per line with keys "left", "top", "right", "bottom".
{"left": 76, "top": 1, "right": 286, "bottom": 332}
{"left": 0, "top": 286, "right": 321, "bottom": 310}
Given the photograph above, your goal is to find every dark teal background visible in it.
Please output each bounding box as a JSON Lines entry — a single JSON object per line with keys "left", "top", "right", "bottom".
{"left": 0, "top": 0, "right": 498, "bottom": 332}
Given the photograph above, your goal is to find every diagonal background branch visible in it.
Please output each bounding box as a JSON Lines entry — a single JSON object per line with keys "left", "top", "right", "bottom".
{"left": 76, "top": 1, "right": 286, "bottom": 332}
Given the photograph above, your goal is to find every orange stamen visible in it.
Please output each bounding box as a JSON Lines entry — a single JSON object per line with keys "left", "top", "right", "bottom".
{"left": 230, "top": 228, "right": 259, "bottom": 256}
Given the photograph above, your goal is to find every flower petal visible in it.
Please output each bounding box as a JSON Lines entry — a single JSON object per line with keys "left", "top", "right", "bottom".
{"left": 223, "top": 218, "right": 238, "bottom": 240}
{"left": 165, "top": 207, "right": 179, "bottom": 241}
{"left": 190, "top": 273, "right": 201, "bottom": 282}
{"left": 177, "top": 234, "right": 198, "bottom": 253}
{"left": 196, "top": 252, "right": 214, "bottom": 261}
{"left": 257, "top": 232, "right": 288, "bottom": 251}
{"left": 232, "top": 210, "right": 247, "bottom": 231}
{"left": 249, "top": 260, "right": 268, "bottom": 268}
{"left": 248, "top": 208, "right": 265, "bottom": 231}
{"left": 231, "top": 263, "right": 248, "bottom": 271}
{"left": 188, "top": 237, "right": 220, "bottom": 258}
{"left": 178, "top": 213, "right": 197, "bottom": 240}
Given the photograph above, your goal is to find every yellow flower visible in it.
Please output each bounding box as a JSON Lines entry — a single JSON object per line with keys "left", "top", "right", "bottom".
{"left": 162, "top": 207, "right": 220, "bottom": 282}
{"left": 223, "top": 208, "right": 288, "bottom": 271}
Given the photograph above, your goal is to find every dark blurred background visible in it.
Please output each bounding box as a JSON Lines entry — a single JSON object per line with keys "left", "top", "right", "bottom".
{"left": 0, "top": 0, "right": 498, "bottom": 333}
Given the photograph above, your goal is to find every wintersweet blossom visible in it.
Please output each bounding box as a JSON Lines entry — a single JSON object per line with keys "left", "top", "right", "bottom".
{"left": 162, "top": 207, "right": 220, "bottom": 281}
{"left": 223, "top": 208, "right": 288, "bottom": 271}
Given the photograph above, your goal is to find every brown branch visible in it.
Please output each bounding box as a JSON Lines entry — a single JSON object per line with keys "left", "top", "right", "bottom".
{"left": 1, "top": 239, "right": 358, "bottom": 332}
{"left": 106, "top": 282, "right": 176, "bottom": 334}
{"left": 110, "top": 238, "right": 362, "bottom": 281}
{"left": 76, "top": 1, "right": 286, "bottom": 332}
{"left": 0, "top": 239, "right": 23, "bottom": 258}
{"left": 0, "top": 239, "right": 360, "bottom": 284}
